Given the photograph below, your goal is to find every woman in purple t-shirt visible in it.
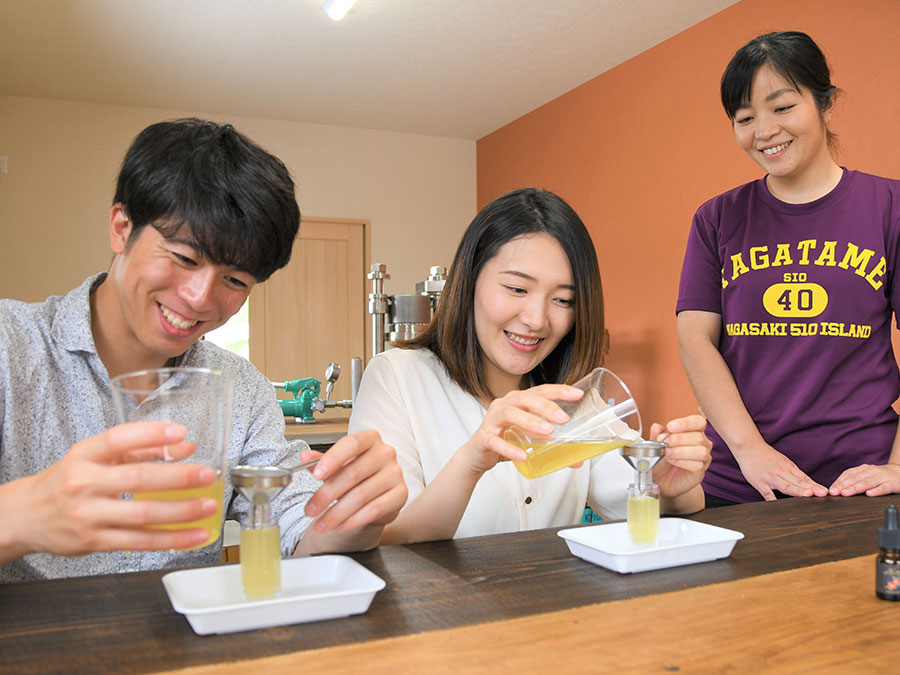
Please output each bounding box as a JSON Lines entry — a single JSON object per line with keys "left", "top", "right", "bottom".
{"left": 677, "top": 31, "right": 900, "bottom": 505}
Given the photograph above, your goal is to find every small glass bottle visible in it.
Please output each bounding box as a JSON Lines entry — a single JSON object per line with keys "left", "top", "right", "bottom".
{"left": 627, "top": 470, "right": 659, "bottom": 544}
{"left": 241, "top": 500, "right": 282, "bottom": 599}
{"left": 876, "top": 504, "right": 900, "bottom": 601}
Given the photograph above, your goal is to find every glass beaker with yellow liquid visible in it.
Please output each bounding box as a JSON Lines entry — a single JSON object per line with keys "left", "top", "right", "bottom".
{"left": 110, "top": 367, "right": 233, "bottom": 550}
{"left": 132, "top": 477, "right": 226, "bottom": 549}
{"left": 503, "top": 367, "right": 642, "bottom": 479}
{"left": 621, "top": 441, "right": 666, "bottom": 544}
{"left": 506, "top": 436, "right": 633, "bottom": 479}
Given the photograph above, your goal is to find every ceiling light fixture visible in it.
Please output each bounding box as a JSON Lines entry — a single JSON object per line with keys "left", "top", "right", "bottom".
{"left": 322, "top": 0, "right": 357, "bottom": 21}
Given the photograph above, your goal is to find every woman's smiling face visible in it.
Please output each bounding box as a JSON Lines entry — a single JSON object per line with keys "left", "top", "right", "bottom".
{"left": 732, "top": 63, "right": 833, "bottom": 189}
{"left": 473, "top": 232, "right": 576, "bottom": 397}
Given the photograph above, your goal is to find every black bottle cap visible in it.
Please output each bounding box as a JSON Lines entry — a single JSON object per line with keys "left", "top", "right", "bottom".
{"left": 878, "top": 504, "right": 900, "bottom": 549}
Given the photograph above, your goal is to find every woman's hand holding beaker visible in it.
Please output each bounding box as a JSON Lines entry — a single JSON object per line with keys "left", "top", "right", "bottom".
{"left": 504, "top": 368, "right": 643, "bottom": 480}
{"left": 462, "top": 384, "right": 583, "bottom": 475}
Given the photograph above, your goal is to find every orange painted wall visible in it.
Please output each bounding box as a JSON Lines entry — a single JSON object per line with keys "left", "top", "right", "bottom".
{"left": 477, "top": 0, "right": 900, "bottom": 428}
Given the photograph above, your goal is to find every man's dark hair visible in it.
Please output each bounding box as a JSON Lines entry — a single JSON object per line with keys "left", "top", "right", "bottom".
{"left": 114, "top": 118, "right": 300, "bottom": 281}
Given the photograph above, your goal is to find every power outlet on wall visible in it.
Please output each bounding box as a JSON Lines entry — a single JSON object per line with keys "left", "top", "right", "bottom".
{"left": 0, "top": 156, "right": 7, "bottom": 173}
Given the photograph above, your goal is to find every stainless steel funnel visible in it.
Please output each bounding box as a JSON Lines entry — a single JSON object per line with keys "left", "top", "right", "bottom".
{"left": 620, "top": 440, "right": 666, "bottom": 473}
{"left": 230, "top": 456, "right": 321, "bottom": 503}
{"left": 231, "top": 466, "right": 292, "bottom": 509}
{"left": 231, "top": 457, "right": 321, "bottom": 504}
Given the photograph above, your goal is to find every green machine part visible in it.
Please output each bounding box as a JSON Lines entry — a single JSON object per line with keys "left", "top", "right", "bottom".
{"left": 278, "top": 377, "right": 321, "bottom": 422}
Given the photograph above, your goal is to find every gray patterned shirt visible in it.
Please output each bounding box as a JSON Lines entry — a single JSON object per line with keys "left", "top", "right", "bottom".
{"left": 0, "top": 274, "right": 319, "bottom": 583}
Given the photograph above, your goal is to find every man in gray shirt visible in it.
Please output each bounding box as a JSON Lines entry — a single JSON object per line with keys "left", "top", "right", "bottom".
{"left": 0, "top": 119, "right": 406, "bottom": 582}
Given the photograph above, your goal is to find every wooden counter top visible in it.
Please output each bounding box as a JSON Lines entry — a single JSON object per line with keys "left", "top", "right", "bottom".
{"left": 284, "top": 418, "right": 349, "bottom": 449}
{"left": 174, "top": 555, "right": 893, "bottom": 674}
{"left": 1, "top": 495, "right": 894, "bottom": 673}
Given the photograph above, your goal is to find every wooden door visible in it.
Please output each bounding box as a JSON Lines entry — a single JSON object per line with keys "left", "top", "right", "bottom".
{"left": 248, "top": 217, "right": 368, "bottom": 420}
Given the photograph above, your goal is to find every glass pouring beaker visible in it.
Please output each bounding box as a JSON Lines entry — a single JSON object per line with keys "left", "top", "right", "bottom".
{"left": 504, "top": 367, "right": 642, "bottom": 479}
{"left": 110, "top": 367, "right": 233, "bottom": 549}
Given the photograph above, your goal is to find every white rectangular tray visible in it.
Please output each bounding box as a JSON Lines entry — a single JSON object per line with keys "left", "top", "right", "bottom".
{"left": 558, "top": 518, "right": 744, "bottom": 574}
{"left": 161, "top": 554, "right": 386, "bottom": 635}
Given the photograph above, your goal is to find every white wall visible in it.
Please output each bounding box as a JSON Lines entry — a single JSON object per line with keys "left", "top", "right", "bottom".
{"left": 0, "top": 95, "right": 475, "bottom": 303}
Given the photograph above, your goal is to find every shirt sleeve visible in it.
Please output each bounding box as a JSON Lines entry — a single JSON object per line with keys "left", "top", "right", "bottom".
{"left": 348, "top": 353, "right": 425, "bottom": 507}
{"left": 883, "top": 186, "right": 900, "bottom": 329}
{"left": 676, "top": 204, "right": 725, "bottom": 315}
{"left": 0, "top": 310, "right": 6, "bottom": 447}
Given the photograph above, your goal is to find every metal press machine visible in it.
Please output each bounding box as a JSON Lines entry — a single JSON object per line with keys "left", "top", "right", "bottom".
{"left": 273, "top": 263, "right": 447, "bottom": 424}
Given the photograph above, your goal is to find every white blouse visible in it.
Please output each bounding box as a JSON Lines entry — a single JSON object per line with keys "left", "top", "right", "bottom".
{"left": 348, "top": 348, "right": 634, "bottom": 539}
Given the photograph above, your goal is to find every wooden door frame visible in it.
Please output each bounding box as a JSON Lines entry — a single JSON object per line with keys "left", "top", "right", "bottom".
{"left": 248, "top": 215, "right": 371, "bottom": 376}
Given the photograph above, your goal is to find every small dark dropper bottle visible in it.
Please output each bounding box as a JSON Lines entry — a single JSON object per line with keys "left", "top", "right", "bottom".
{"left": 876, "top": 504, "right": 900, "bottom": 601}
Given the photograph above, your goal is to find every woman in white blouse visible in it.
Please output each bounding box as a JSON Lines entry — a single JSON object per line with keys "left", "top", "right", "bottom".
{"left": 350, "top": 188, "right": 711, "bottom": 544}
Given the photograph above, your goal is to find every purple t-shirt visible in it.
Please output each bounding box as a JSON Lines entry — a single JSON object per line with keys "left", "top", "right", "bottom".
{"left": 677, "top": 169, "right": 900, "bottom": 502}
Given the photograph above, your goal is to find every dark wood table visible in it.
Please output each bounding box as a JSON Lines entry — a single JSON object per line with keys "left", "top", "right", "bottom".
{"left": 0, "top": 495, "right": 894, "bottom": 674}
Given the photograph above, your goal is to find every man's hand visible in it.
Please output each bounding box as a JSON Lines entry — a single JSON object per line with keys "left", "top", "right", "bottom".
{"left": 0, "top": 422, "right": 219, "bottom": 563}
{"left": 295, "top": 430, "right": 406, "bottom": 551}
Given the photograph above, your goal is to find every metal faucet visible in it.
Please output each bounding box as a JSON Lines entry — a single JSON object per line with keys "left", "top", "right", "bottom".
{"left": 272, "top": 360, "right": 357, "bottom": 424}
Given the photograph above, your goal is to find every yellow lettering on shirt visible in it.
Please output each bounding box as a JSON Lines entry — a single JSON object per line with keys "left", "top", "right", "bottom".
{"left": 866, "top": 257, "right": 886, "bottom": 291}
{"left": 722, "top": 240, "right": 884, "bottom": 290}
{"left": 750, "top": 246, "right": 769, "bottom": 270}
{"left": 837, "top": 243, "right": 876, "bottom": 277}
{"left": 772, "top": 244, "right": 793, "bottom": 267}
{"left": 817, "top": 322, "right": 872, "bottom": 338}
{"left": 731, "top": 253, "right": 750, "bottom": 280}
{"left": 813, "top": 241, "right": 838, "bottom": 267}
{"left": 725, "top": 321, "right": 872, "bottom": 339}
{"left": 796, "top": 240, "right": 816, "bottom": 265}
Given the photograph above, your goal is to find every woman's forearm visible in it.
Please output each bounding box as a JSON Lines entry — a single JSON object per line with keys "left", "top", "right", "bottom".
{"left": 661, "top": 484, "right": 705, "bottom": 515}
{"left": 677, "top": 311, "right": 768, "bottom": 459}
{"left": 378, "top": 450, "right": 484, "bottom": 545}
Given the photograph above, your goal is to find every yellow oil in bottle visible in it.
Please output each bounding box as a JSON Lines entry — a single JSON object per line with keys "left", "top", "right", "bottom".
{"left": 133, "top": 476, "right": 224, "bottom": 548}
{"left": 627, "top": 494, "right": 659, "bottom": 544}
{"left": 510, "top": 439, "right": 629, "bottom": 479}
{"left": 240, "top": 526, "right": 282, "bottom": 599}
